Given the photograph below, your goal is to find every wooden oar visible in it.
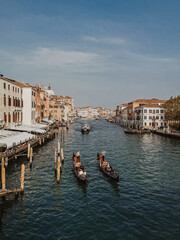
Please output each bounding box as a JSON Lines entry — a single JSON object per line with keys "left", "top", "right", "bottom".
{"left": 87, "top": 159, "right": 96, "bottom": 165}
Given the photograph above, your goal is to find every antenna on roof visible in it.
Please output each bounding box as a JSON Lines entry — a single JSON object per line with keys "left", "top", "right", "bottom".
{"left": 0, "top": 72, "right": 4, "bottom": 77}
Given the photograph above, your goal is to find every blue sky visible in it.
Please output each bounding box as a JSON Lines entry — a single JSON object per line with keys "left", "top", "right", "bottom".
{"left": 0, "top": 0, "right": 180, "bottom": 108}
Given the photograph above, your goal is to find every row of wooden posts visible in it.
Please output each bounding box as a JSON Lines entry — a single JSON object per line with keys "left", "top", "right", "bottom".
{"left": 0, "top": 163, "right": 25, "bottom": 198}
{"left": 54, "top": 141, "right": 64, "bottom": 183}
{"left": 0, "top": 134, "right": 65, "bottom": 198}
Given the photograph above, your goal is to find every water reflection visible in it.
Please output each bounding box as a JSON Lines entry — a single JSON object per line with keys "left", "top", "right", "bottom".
{"left": 0, "top": 194, "right": 24, "bottom": 233}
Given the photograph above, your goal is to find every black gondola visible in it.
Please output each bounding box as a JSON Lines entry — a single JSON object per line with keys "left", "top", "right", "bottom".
{"left": 72, "top": 154, "right": 87, "bottom": 182}
{"left": 97, "top": 153, "right": 119, "bottom": 182}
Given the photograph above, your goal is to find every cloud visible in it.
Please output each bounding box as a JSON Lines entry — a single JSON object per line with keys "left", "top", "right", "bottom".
{"left": 15, "top": 47, "right": 99, "bottom": 66}
{"left": 83, "top": 36, "right": 126, "bottom": 45}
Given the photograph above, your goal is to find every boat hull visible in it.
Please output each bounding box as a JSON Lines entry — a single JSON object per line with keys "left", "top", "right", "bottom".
{"left": 97, "top": 155, "right": 119, "bottom": 182}
{"left": 81, "top": 129, "right": 90, "bottom": 134}
{"left": 72, "top": 157, "right": 87, "bottom": 182}
{"left": 99, "top": 166, "right": 119, "bottom": 182}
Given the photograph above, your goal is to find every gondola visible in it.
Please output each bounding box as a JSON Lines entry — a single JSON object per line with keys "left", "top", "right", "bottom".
{"left": 72, "top": 154, "right": 87, "bottom": 182}
{"left": 97, "top": 153, "right": 119, "bottom": 182}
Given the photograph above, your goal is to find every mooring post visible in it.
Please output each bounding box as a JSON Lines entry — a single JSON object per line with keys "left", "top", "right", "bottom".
{"left": 43, "top": 137, "right": 45, "bottom": 144}
{"left": 1, "top": 157, "right": 4, "bottom": 170}
{"left": 39, "top": 138, "right": 41, "bottom": 145}
{"left": 57, "top": 155, "right": 61, "bottom": 183}
{"left": 57, "top": 141, "right": 61, "bottom": 183}
{"left": 58, "top": 141, "right": 60, "bottom": 154}
{"left": 5, "top": 157, "right": 8, "bottom": 168}
{"left": 30, "top": 147, "right": 33, "bottom": 167}
{"left": 1, "top": 167, "right": 5, "bottom": 190}
{"left": 28, "top": 143, "right": 31, "bottom": 158}
{"left": 61, "top": 148, "right": 64, "bottom": 162}
{"left": 54, "top": 148, "right": 57, "bottom": 173}
{"left": 21, "top": 164, "right": 25, "bottom": 191}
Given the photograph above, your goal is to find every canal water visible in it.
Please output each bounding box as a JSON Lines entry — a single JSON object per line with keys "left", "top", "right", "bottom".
{"left": 0, "top": 119, "right": 180, "bottom": 240}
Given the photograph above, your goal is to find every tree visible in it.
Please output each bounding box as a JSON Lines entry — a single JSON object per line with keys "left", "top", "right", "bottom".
{"left": 164, "top": 95, "right": 180, "bottom": 120}
{"left": 164, "top": 96, "right": 180, "bottom": 130}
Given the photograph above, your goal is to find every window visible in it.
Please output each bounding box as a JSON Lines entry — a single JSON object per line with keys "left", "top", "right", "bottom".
{"left": 144, "top": 109, "right": 147, "bottom": 113}
{"left": 149, "top": 116, "right": 152, "bottom": 119}
{"left": 15, "top": 87, "right": 17, "bottom": 92}
{"left": 21, "top": 89, "right": 23, "bottom": 94}
{"left": 149, "top": 122, "right": 151, "bottom": 126}
{"left": 161, "top": 122, "right": 163, "bottom": 126}
{"left": 149, "top": 109, "right": 152, "bottom": 113}
{"left": 13, "top": 86, "right": 14, "bottom": 92}
{"left": 161, "top": 116, "right": 163, "bottom": 120}
{"left": 156, "top": 116, "right": 159, "bottom": 120}
{"left": 4, "top": 113, "right": 7, "bottom": 122}
{"left": 8, "top": 113, "right": 11, "bottom": 123}
{"left": 8, "top": 96, "right": 11, "bottom": 106}
{"left": 156, "top": 110, "right": 159, "bottom": 113}
{"left": 8, "top": 84, "right": 10, "bottom": 90}
{"left": 4, "top": 83, "right": 6, "bottom": 89}
{"left": 144, "top": 122, "right": 147, "bottom": 126}
{"left": 153, "top": 110, "right": 155, "bottom": 114}
{"left": 21, "top": 99, "right": 23, "bottom": 107}
{"left": 144, "top": 116, "right": 147, "bottom": 120}
{"left": 160, "top": 110, "right": 164, "bottom": 113}
{"left": 4, "top": 94, "right": 6, "bottom": 106}
{"left": 18, "top": 88, "right": 19, "bottom": 93}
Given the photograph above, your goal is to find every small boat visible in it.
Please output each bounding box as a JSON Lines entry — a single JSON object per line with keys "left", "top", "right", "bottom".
{"left": 72, "top": 154, "right": 87, "bottom": 182}
{"left": 124, "top": 130, "right": 138, "bottom": 134}
{"left": 97, "top": 153, "right": 119, "bottom": 182}
{"left": 81, "top": 124, "right": 90, "bottom": 133}
{"left": 124, "top": 129, "right": 151, "bottom": 134}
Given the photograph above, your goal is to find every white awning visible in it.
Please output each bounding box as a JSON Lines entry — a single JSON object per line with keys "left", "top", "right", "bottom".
{"left": 0, "top": 130, "right": 35, "bottom": 149}
{"left": 8, "top": 125, "right": 46, "bottom": 134}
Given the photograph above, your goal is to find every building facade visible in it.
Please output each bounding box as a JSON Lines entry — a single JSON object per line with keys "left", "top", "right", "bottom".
{"left": 134, "top": 104, "right": 166, "bottom": 129}
{"left": 0, "top": 76, "right": 23, "bottom": 127}
{"left": 115, "top": 98, "right": 167, "bottom": 129}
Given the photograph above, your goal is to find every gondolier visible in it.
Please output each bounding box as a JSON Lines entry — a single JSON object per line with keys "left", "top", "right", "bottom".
{"left": 76, "top": 150, "right": 80, "bottom": 160}
{"left": 101, "top": 149, "right": 106, "bottom": 160}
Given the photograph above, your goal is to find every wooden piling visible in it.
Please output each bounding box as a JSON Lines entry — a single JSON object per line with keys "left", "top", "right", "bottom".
{"left": 57, "top": 155, "right": 61, "bottom": 183}
{"left": 1, "top": 157, "right": 4, "bottom": 169}
{"left": 43, "top": 137, "right": 45, "bottom": 143}
{"left": 1, "top": 167, "right": 5, "bottom": 190}
{"left": 27, "top": 143, "right": 31, "bottom": 158}
{"left": 61, "top": 148, "right": 64, "bottom": 162}
{"left": 21, "top": 164, "right": 25, "bottom": 191}
{"left": 30, "top": 147, "right": 33, "bottom": 167}
{"left": 39, "top": 139, "right": 42, "bottom": 145}
{"left": 58, "top": 141, "right": 60, "bottom": 154}
{"left": 5, "top": 157, "right": 8, "bottom": 168}
{"left": 54, "top": 148, "right": 57, "bottom": 172}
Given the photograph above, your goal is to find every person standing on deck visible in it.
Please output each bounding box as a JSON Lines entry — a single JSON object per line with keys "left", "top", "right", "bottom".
{"left": 101, "top": 149, "right": 106, "bottom": 160}
{"left": 76, "top": 150, "right": 81, "bottom": 160}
